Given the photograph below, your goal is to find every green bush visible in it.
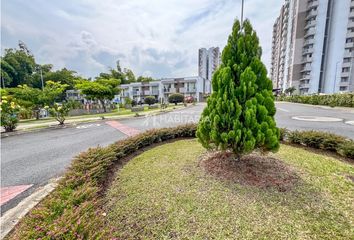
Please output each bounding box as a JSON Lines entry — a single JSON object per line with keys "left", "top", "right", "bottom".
{"left": 338, "top": 141, "right": 354, "bottom": 159}
{"left": 277, "top": 93, "right": 354, "bottom": 108}
{"left": 283, "top": 129, "right": 353, "bottom": 159}
{"left": 0, "top": 96, "right": 21, "bottom": 132}
{"left": 168, "top": 93, "right": 184, "bottom": 105}
{"left": 197, "top": 19, "right": 279, "bottom": 158}
{"left": 144, "top": 96, "right": 156, "bottom": 106}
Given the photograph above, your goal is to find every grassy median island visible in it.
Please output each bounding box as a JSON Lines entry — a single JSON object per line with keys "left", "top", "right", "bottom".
{"left": 105, "top": 139, "right": 354, "bottom": 239}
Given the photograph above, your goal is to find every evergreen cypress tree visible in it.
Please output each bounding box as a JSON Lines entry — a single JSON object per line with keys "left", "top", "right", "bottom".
{"left": 197, "top": 19, "right": 279, "bottom": 159}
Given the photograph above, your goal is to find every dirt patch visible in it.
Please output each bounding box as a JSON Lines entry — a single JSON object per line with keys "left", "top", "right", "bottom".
{"left": 199, "top": 151, "right": 300, "bottom": 192}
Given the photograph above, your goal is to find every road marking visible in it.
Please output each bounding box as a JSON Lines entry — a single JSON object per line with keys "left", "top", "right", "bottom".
{"left": 76, "top": 124, "right": 101, "bottom": 129}
{"left": 0, "top": 184, "right": 33, "bottom": 206}
{"left": 277, "top": 107, "right": 290, "bottom": 113}
{"left": 345, "top": 120, "right": 354, "bottom": 126}
{"left": 292, "top": 116, "right": 343, "bottom": 122}
{"left": 106, "top": 121, "right": 140, "bottom": 136}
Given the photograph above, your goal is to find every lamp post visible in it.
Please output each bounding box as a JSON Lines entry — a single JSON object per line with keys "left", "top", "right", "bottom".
{"left": 241, "top": 0, "right": 244, "bottom": 26}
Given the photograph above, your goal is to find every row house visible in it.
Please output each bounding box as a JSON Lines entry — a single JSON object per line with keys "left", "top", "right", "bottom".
{"left": 117, "top": 76, "right": 205, "bottom": 104}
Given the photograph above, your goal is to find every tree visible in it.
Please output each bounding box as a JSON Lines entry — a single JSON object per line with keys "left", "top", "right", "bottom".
{"left": 137, "top": 76, "right": 154, "bottom": 83}
{"left": 1, "top": 43, "right": 36, "bottom": 87}
{"left": 123, "top": 68, "right": 136, "bottom": 84}
{"left": 0, "top": 96, "right": 21, "bottom": 132}
{"left": 47, "top": 102, "right": 71, "bottom": 125}
{"left": 168, "top": 93, "right": 184, "bottom": 105}
{"left": 285, "top": 86, "right": 296, "bottom": 96}
{"left": 196, "top": 19, "right": 279, "bottom": 160}
{"left": 75, "top": 78, "right": 120, "bottom": 112}
{"left": 8, "top": 81, "right": 68, "bottom": 119}
{"left": 144, "top": 96, "right": 156, "bottom": 105}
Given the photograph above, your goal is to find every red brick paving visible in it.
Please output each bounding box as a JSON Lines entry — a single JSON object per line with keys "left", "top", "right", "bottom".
{"left": 1, "top": 184, "right": 33, "bottom": 206}
{"left": 106, "top": 121, "right": 140, "bottom": 137}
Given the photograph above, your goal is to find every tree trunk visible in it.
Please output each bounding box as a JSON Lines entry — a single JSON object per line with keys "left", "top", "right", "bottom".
{"left": 100, "top": 99, "right": 107, "bottom": 113}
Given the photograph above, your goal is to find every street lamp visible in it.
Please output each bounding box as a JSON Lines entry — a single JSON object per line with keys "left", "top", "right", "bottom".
{"left": 241, "top": 0, "right": 244, "bottom": 27}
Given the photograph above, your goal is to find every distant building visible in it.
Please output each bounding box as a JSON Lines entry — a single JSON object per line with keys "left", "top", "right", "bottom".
{"left": 198, "top": 47, "right": 221, "bottom": 93}
{"left": 271, "top": 0, "right": 354, "bottom": 94}
{"left": 118, "top": 76, "right": 204, "bottom": 104}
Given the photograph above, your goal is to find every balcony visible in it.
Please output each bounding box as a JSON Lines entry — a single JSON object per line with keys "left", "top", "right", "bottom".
{"left": 306, "top": 10, "right": 318, "bottom": 19}
{"left": 300, "top": 65, "right": 312, "bottom": 72}
{"left": 304, "top": 20, "right": 316, "bottom": 30}
{"left": 349, "top": 11, "right": 354, "bottom": 18}
{"left": 142, "top": 90, "right": 151, "bottom": 96}
{"left": 344, "top": 51, "right": 354, "bottom": 58}
{"left": 304, "top": 28, "right": 316, "bottom": 38}
{"left": 341, "top": 72, "right": 350, "bottom": 78}
{"left": 302, "top": 56, "right": 313, "bottom": 63}
{"left": 342, "top": 62, "right": 352, "bottom": 68}
{"left": 151, "top": 90, "right": 159, "bottom": 95}
{"left": 347, "top": 31, "right": 354, "bottom": 38}
{"left": 302, "top": 48, "right": 314, "bottom": 55}
{"left": 307, "top": 0, "right": 318, "bottom": 9}
{"left": 351, "top": 1, "right": 354, "bottom": 7}
{"left": 303, "top": 38, "right": 315, "bottom": 46}
{"left": 345, "top": 42, "right": 354, "bottom": 49}
{"left": 299, "top": 83, "right": 310, "bottom": 89}
{"left": 348, "top": 21, "right": 354, "bottom": 28}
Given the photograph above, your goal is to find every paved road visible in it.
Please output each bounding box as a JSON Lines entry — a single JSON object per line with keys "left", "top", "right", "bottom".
{"left": 1, "top": 103, "right": 353, "bottom": 214}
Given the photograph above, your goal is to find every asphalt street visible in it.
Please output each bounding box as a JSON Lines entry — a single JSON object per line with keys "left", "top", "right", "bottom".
{"left": 1, "top": 102, "right": 353, "bottom": 214}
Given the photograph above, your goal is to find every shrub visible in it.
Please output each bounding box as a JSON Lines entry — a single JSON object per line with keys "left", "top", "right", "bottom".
{"left": 168, "top": 93, "right": 184, "bottom": 105}
{"left": 47, "top": 102, "right": 71, "bottom": 125}
{"left": 277, "top": 93, "right": 354, "bottom": 108}
{"left": 338, "top": 141, "right": 354, "bottom": 159}
{"left": 197, "top": 19, "right": 279, "bottom": 159}
{"left": 144, "top": 96, "right": 156, "bottom": 106}
{"left": 0, "top": 96, "right": 21, "bottom": 132}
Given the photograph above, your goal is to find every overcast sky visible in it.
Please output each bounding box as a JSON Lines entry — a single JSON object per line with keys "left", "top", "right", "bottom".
{"left": 1, "top": 0, "right": 283, "bottom": 79}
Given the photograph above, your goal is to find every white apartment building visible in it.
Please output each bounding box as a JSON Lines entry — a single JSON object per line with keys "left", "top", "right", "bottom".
{"left": 117, "top": 76, "right": 204, "bottom": 104}
{"left": 198, "top": 47, "right": 221, "bottom": 93}
{"left": 271, "top": 0, "right": 354, "bottom": 94}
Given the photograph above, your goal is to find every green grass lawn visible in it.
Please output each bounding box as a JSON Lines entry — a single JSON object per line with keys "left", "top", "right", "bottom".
{"left": 105, "top": 140, "right": 354, "bottom": 239}
{"left": 17, "top": 104, "right": 184, "bottom": 126}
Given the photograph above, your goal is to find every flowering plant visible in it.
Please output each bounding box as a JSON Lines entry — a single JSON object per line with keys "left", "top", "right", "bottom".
{"left": 48, "top": 102, "right": 71, "bottom": 125}
{"left": 1, "top": 96, "right": 21, "bottom": 132}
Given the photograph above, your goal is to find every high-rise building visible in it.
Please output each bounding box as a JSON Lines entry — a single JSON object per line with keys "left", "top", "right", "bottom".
{"left": 198, "top": 47, "right": 221, "bottom": 93}
{"left": 271, "top": 0, "right": 354, "bottom": 94}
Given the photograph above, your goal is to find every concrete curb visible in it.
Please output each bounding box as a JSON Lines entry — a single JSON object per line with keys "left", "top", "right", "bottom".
{"left": 0, "top": 179, "right": 60, "bottom": 239}
{"left": 275, "top": 101, "right": 354, "bottom": 113}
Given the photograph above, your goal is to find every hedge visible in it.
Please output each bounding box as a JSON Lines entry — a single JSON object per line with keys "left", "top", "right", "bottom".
{"left": 277, "top": 93, "right": 354, "bottom": 108}
{"left": 7, "top": 124, "right": 354, "bottom": 239}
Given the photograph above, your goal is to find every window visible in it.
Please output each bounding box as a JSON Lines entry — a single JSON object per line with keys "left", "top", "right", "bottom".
{"left": 341, "top": 77, "right": 349, "bottom": 82}
{"left": 342, "top": 67, "right": 350, "bottom": 72}
{"left": 340, "top": 86, "right": 348, "bottom": 91}
{"left": 343, "top": 58, "right": 351, "bottom": 63}
{"left": 346, "top": 38, "right": 354, "bottom": 43}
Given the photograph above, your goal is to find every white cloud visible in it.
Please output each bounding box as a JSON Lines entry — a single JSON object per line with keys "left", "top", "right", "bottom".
{"left": 1, "top": 0, "right": 283, "bottom": 78}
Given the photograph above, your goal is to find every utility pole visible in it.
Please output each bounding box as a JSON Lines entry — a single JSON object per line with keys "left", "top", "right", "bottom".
{"left": 241, "top": 0, "right": 245, "bottom": 27}
{"left": 40, "top": 67, "right": 44, "bottom": 90}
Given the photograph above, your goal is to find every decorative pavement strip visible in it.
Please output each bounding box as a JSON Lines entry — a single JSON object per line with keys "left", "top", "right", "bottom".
{"left": 106, "top": 121, "right": 141, "bottom": 137}
{"left": 1, "top": 185, "right": 33, "bottom": 206}
{"left": 0, "top": 179, "right": 59, "bottom": 239}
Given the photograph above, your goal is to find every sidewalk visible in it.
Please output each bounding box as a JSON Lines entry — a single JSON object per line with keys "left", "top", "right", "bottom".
{"left": 1, "top": 105, "right": 188, "bottom": 135}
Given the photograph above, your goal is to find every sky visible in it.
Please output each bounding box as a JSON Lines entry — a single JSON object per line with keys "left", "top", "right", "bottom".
{"left": 1, "top": 0, "right": 283, "bottom": 79}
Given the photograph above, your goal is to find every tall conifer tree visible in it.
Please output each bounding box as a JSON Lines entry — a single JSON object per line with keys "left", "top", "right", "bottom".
{"left": 197, "top": 19, "right": 279, "bottom": 159}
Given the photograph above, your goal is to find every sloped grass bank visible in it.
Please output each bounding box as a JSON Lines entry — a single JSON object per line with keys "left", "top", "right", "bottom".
{"left": 106, "top": 140, "right": 354, "bottom": 239}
